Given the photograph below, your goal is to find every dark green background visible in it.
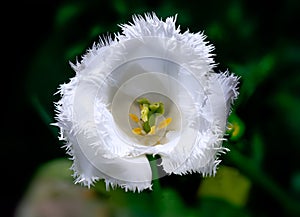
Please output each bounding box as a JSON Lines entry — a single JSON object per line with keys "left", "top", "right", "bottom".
{"left": 3, "top": 0, "right": 300, "bottom": 216}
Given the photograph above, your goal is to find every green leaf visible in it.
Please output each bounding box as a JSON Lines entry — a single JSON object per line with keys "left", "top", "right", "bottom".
{"left": 198, "top": 166, "right": 251, "bottom": 207}
{"left": 251, "top": 133, "right": 264, "bottom": 166}
{"left": 197, "top": 197, "right": 251, "bottom": 217}
{"left": 230, "top": 54, "right": 276, "bottom": 104}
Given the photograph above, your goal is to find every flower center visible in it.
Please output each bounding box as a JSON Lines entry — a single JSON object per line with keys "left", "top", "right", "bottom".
{"left": 129, "top": 97, "right": 172, "bottom": 136}
{"left": 110, "top": 71, "right": 183, "bottom": 147}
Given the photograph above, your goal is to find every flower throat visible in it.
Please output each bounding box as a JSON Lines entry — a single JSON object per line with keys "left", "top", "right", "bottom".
{"left": 129, "top": 97, "right": 172, "bottom": 135}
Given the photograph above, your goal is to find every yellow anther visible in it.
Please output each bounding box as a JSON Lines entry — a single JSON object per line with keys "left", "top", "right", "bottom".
{"left": 148, "top": 126, "right": 156, "bottom": 135}
{"left": 132, "top": 127, "right": 142, "bottom": 135}
{"left": 158, "top": 117, "right": 172, "bottom": 129}
{"left": 129, "top": 113, "right": 139, "bottom": 123}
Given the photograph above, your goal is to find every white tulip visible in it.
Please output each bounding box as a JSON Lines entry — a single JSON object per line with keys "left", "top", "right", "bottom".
{"left": 53, "top": 12, "right": 239, "bottom": 192}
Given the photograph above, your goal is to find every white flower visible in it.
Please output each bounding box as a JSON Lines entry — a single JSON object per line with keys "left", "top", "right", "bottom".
{"left": 53, "top": 12, "right": 239, "bottom": 192}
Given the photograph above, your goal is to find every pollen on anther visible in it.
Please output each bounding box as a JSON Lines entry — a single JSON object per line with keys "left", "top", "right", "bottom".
{"left": 129, "top": 113, "right": 139, "bottom": 122}
{"left": 158, "top": 117, "right": 172, "bottom": 129}
{"left": 132, "top": 127, "right": 142, "bottom": 135}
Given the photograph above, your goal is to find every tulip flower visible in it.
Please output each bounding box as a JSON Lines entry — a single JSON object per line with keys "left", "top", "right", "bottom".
{"left": 53, "top": 12, "right": 239, "bottom": 192}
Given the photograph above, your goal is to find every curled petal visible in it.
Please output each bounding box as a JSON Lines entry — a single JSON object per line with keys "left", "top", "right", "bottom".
{"left": 54, "top": 73, "right": 152, "bottom": 191}
{"left": 159, "top": 71, "right": 239, "bottom": 175}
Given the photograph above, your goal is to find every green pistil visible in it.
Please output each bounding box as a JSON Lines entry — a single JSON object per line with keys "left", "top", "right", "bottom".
{"left": 130, "top": 97, "right": 171, "bottom": 135}
{"left": 139, "top": 98, "right": 164, "bottom": 133}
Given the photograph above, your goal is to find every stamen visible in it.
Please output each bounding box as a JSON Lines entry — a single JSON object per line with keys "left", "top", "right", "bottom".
{"left": 132, "top": 127, "right": 142, "bottom": 135}
{"left": 129, "top": 113, "right": 139, "bottom": 123}
{"left": 130, "top": 97, "right": 171, "bottom": 137}
{"left": 158, "top": 117, "right": 172, "bottom": 129}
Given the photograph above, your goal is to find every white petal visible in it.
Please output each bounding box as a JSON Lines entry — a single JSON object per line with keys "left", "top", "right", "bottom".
{"left": 158, "top": 71, "right": 239, "bottom": 176}
{"left": 73, "top": 13, "right": 215, "bottom": 81}
{"left": 70, "top": 134, "right": 152, "bottom": 192}
{"left": 54, "top": 75, "right": 152, "bottom": 191}
{"left": 215, "top": 70, "right": 240, "bottom": 115}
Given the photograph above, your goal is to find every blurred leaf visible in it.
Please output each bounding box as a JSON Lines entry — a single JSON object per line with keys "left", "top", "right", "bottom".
{"left": 55, "top": 3, "right": 83, "bottom": 28}
{"left": 226, "top": 0, "right": 243, "bottom": 26}
{"left": 272, "top": 91, "right": 300, "bottom": 140}
{"left": 198, "top": 166, "right": 251, "bottom": 207}
{"left": 89, "top": 25, "right": 105, "bottom": 39}
{"left": 33, "top": 158, "right": 73, "bottom": 181}
{"left": 197, "top": 197, "right": 251, "bottom": 217}
{"left": 113, "top": 0, "right": 128, "bottom": 16}
{"left": 226, "top": 146, "right": 300, "bottom": 216}
{"left": 230, "top": 53, "right": 276, "bottom": 104}
{"left": 226, "top": 0, "right": 254, "bottom": 39}
{"left": 291, "top": 172, "right": 300, "bottom": 197}
{"left": 280, "top": 44, "right": 300, "bottom": 64}
{"left": 94, "top": 182, "right": 196, "bottom": 217}
{"left": 250, "top": 132, "right": 264, "bottom": 166}
{"left": 207, "top": 22, "right": 225, "bottom": 42}
{"left": 159, "top": 188, "right": 195, "bottom": 217}
{"left": 94, "top": 182, "right": 156, "bottom": 216}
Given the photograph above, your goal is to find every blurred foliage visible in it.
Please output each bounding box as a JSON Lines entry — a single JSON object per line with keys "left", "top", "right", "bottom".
{"left": 198, "top": 166, "right": 251, "bottom": 207}
{"left": 8, "top": 0, "right": 300, "bottom": 217}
